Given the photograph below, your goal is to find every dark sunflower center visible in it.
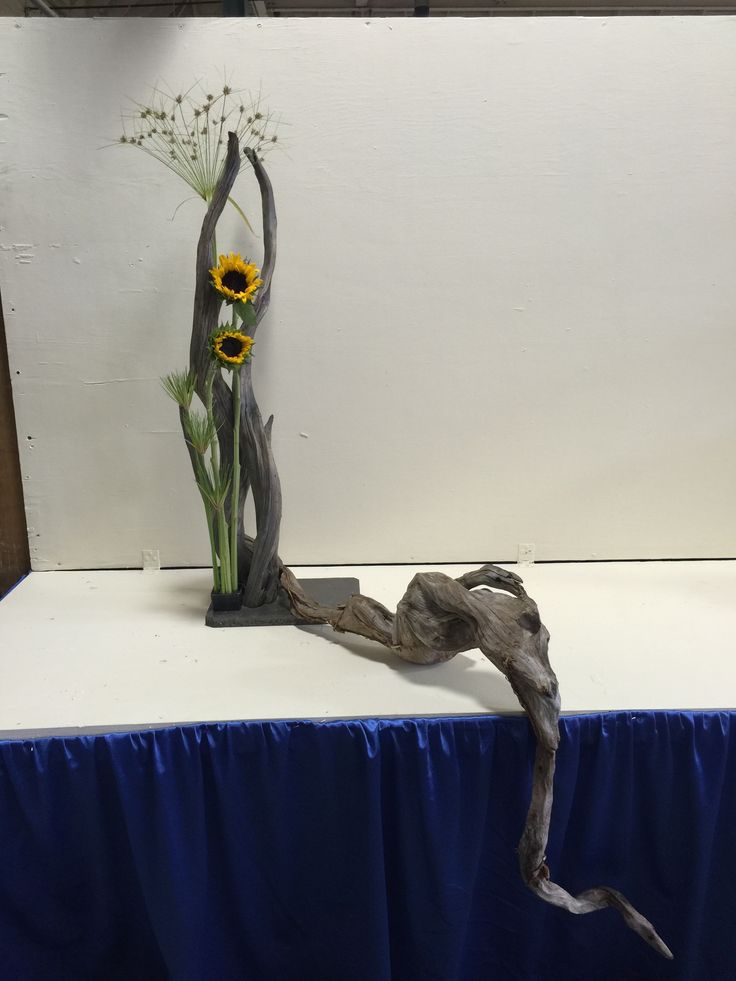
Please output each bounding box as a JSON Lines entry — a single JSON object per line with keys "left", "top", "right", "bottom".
{"left": 221, "top": 270, "right": 249, "bottom": 294}
{"left": 220, "top": 336, "right": 245, "bottom": 357}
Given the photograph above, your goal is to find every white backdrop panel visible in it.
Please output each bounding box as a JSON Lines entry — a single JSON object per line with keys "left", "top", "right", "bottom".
{"left": 1, "top": 18, "right": 735, "bottom": 570}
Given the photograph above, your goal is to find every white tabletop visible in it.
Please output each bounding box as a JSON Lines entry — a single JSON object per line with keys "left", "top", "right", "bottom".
{"left": 1, "top": 561, "right": 734, "bottom": 738}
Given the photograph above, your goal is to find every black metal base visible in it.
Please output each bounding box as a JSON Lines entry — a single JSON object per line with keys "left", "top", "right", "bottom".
{"left": 205, "top": 576, "right": 360, "bottom": 628}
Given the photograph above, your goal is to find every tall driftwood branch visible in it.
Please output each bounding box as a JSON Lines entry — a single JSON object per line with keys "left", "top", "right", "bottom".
{"left": 233, "top": 147, "right": 282, "bottom": 604}
{"left": 190, "top": 134, "right": 240, "bottom": 391}
{"left": 281, "top": 563, "right": 673, "bottom": 960}
{"left": 187, "top": 133, "right": 283, "bottom": 602}
{"left": 244, "top": 147, "right": 277, "bottom": 326}
{"left": 239, "top": 354, "right": 283, "bottom": 605}
{"left": 188, "top": 131, "right": 243, "bottom": 516}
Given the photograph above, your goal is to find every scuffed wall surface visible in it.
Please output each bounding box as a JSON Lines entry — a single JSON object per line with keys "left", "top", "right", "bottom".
{"left": 1, "top": 18, "right": 735, "bottom": 569}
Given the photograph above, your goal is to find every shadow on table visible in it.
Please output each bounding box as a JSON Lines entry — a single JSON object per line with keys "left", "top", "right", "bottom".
{"left": 297, "top": 624, "right": 521, "bottom": 715}
{"left": 151, "top": 581, "right": 522, "bottom": 714}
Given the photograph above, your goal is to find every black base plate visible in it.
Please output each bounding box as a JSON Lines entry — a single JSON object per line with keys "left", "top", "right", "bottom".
{"left": 205, "top": 576, "right": 360, "bottom": 628}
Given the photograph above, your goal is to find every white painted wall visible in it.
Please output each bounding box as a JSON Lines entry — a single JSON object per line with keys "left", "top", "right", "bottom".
{"left": 1, "top": 18, "right": 735, "bottom": 570}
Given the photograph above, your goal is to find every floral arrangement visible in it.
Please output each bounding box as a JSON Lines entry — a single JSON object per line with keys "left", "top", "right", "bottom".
{"left": 114, "top": 79, "right": 672, "bottom": 960}
{"left": 161, "top": 253, "right": 260, "bottom": 603}
{"left": 119, "top": 80, "right": 283, "bottom": 609}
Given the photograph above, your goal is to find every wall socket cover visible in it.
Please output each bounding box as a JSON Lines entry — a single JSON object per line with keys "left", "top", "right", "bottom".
{"left": 518, "top": 543, "right": 536, "bottom": 565}
{"left": 141, "top": 548, "right": 161, "bottom": 571}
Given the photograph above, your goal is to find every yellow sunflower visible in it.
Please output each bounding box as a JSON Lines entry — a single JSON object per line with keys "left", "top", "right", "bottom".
{"left": 210, "top": 329, "right": 254, "bottom": 368}
{"left": 210, "top": 253, "right": 263, "bottom": 303}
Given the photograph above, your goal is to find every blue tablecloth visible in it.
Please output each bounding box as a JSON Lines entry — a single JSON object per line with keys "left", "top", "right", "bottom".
{"left": 0, "top": 711, "right": 733, "bottom": 981}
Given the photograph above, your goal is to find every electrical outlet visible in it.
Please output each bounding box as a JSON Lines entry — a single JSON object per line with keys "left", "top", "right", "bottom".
{"left": 517, "top": 543, "right": 535, "bottom": 566}
{"left": 142, "top": 548, "right": 160, "bottom": 572}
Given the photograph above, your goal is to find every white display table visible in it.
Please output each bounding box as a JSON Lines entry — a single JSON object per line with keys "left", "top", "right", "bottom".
{"left": 1, "top": 561, "right": 734, "bottom": 738}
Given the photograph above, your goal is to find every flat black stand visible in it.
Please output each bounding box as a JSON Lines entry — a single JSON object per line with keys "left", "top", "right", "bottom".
{"left": 205, "top": 576, "right": 360, "bottom": 628}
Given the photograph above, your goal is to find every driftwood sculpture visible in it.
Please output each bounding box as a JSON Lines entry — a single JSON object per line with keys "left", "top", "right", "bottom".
{"left": 188, "top": 131, "right": 671, "bottom": 958}
{"left": 282, "top": 564, "right": 673, "bottom": 960}
{"left": 188, "top": 133, "right": 282, "bottom": 607}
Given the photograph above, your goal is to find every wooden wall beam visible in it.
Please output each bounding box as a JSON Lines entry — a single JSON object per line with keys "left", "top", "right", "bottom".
{"left": 0, "top": 292, "right": 30, "bottom": 597}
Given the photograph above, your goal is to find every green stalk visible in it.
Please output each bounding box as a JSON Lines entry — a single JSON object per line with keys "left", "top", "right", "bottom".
{"left": 206, "top": 510, "right": 220, "bottom": 594}
{"left": 215, "top": 505, "right": 231, "bottom": 594}
{"left": 230, "top": 368, "right": 241, "bottom": 589}
{"left": 205, "top": 364, "right": 231, "bottom": 593}
{"left": 194, "top": 454, "right": 220, "bottom": 594}
{"left": 182, "top": 405, "right": 220, "bottom": 593}
{"left": 205, "top": 364, "right": 220, "bottom": 485}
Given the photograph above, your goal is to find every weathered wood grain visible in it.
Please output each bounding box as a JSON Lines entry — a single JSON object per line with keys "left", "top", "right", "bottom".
{"left": 238, "top": 147, "right": 282, "bottom": 605}
{"left": 281, "top": 563, "right": 672, "bottom": 959}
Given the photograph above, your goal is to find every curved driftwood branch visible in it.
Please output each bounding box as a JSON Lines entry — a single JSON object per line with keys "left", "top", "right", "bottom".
{"left": 239, "top": 354, "right": 283, "bottom": 605}
{"left": 232, "top": 147, "right": 282, "bottom": 604}
{"left": 281, "top": 563, "right": 672, "bottom": 960}
{"left": 244, "top": 147, "right": 277, "bottom": 326}
{"left": 187, "top": 131, "right": 243, "bottom": 511}
{"left": 190, "top": 132, "right": 241, "bottom": 388}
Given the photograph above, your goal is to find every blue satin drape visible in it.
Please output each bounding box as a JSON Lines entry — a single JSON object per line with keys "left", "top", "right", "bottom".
{"left": 1, "top": 711, "right": 734, "bottom": 981}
